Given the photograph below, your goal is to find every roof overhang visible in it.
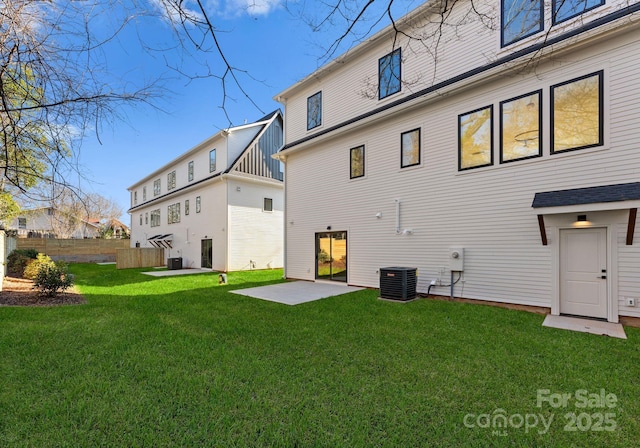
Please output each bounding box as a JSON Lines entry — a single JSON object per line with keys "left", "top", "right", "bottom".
{"left": 147, "top": 234, "right": 173, "bottom": 249}
{"left": 532, "top": 182, "right": 640, "bottom": 246}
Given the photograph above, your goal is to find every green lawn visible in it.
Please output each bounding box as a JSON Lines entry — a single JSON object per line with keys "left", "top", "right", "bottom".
{"left": 1, "top": 264, "right": 638, "bottom": 447}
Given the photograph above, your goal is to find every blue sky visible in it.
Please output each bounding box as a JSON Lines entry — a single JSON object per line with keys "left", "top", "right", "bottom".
{"left": 73, "top": 0, "right": 419, "bottom": 222}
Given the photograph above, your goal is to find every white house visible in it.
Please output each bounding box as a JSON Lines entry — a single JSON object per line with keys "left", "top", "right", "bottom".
{"left": 128, "top": 110, "right": 284, "bottom": 272}
{"left": 275, "top": 1, "right": 640, "bottom": 323}
{"left": 7, "top": 207, "right": 101, "bottom": 239}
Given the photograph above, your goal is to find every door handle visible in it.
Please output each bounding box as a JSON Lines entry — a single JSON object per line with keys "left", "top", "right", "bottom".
{"left": 599, "top": 275, "right": 607, "bottom": 279}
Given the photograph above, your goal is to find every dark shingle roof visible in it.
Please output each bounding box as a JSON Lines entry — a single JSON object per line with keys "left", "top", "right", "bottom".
{"left": 532, "top": 182, "right": 640, "bottom": 208}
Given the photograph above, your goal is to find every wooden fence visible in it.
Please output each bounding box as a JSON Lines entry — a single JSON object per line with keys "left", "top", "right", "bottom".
{"left": 16, "top": 238, "right": 130, "bottom": 263}
{"left": 116, "top": 248, "right": 165, "bottom": 269}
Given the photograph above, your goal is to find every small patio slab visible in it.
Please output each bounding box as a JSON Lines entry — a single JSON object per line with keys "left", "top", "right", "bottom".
{"left": 231, "top": 281, "right": 364, "bottom": 305}
{"left": 142, "top": 269, "right": 213, "bottom": 277}
{"left": 542, "top": 314, "right": 627, "bottom": 339}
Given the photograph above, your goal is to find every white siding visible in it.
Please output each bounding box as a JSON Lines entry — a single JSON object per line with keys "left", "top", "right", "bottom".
{"left": 227, "top": 179, "right": 284, "bottom": 271}
{"left": 283, "top": 22, "right": 640, "bottom": 317}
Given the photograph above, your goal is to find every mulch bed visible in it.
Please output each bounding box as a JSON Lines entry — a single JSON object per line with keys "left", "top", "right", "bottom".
{"left": 0, "top": 275, "right": 87, "bottom": 307}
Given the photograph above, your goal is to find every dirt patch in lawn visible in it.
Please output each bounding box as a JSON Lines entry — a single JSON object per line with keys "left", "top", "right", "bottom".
{"left": 0, "top": 276, "right": 86, "bottom": 307}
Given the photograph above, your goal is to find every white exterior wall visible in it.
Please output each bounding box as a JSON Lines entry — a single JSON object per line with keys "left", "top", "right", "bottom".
{"left": 227, "top": 178, "right": 284, "bottom": 271}
{"left": 128, "top": 112, "right": 284, "bottom": 272}
{"left": 281, "top": 3, "right": 640, "bottom": 320}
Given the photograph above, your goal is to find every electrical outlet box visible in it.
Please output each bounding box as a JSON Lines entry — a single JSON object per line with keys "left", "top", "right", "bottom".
{"left": 626, "top": 297, "right": 636, "bottom": 307}
{"left": 449, "top": 248, "right": 465, "bottom": 271}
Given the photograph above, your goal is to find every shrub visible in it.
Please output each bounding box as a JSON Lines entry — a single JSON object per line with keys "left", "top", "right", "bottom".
{"left": 7, "top": 249, "right": 38, "bottom": 276}
{"left": 23, "top": 253, "right": 56, "bottom": 280}
{"left": 33, "top": 263, "right": 74, "bottom": 297}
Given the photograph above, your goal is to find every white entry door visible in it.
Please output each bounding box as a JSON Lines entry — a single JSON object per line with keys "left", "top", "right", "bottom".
{"left": 560, "top": 228, "right": 607, "bottom": 319}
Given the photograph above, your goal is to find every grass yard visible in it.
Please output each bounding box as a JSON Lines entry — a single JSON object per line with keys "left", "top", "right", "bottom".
{"left": 1, "top": 263, "right": 639, "bottom": 447}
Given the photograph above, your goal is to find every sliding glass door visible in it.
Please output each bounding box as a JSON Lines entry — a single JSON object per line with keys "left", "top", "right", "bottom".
{"left": 315, "top": 231, "right": 347, "bottom": 282}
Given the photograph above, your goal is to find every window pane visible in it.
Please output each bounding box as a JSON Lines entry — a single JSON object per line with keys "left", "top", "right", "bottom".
{"left": 502, "top": 0, "right": 543, "bottom": 46}
{"left": 401, "top": 129, "right": 420, "bottom": 168}
{"left": 209, "top": 149, "right": 216, "bottom": 172}
{"left": 500, "top": 91, "right": 542, "bottom": 163}
{"left": 307, "top": 92, "right": 322, "bottom": 130}
{"left": 553, "top": 0, "right": 603, "bottom": 23}
{"left": 264, "top": 197, "right": 273, "bottom": 212}
{"left": 552, "top": 72, "right": 602, "bottom": 153}
{"left": 188, "top": 161, "right": 194, "bottom": 181}
{"left": 196, "top": 196, "right": 201, "bottom": 213}
{"left": 379, "top": 49, "right": 401, "bottom": 99}
{"left": 185, "top": 200, "right": 190, "bottom": 215}
{"left": 459, "top": 106, "right": 493, "bottom": 170}
{"left": 350, "top": 145, "right": 365, "bottom": 178}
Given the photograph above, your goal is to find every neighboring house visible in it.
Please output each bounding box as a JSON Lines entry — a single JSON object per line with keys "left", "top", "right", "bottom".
{"left": 128, "top": 110, "right": 284, "bottom": 271}
{"left": 275, "top": 1, "right": 640, "bottom": 323}
{"left": 7, "top": 207, "right": 100, "bottom": 239}
{"left": 100, "top": 218, "right": 130, "bottom": 239}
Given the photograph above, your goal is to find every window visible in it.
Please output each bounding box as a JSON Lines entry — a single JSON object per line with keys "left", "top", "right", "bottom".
{"left": 553, "top": 0, "right": 604, "bottom": 24}
{"left": 500, "top": 90, "right": 542, "bottom": 163}
{"left": 307, "top": 91, "right": 322, "bottom": 130}
{"left": 167, "top": 171, "right": 176, "bottom": 190}
{"left": 551, "top": 71, "right": 603, "bottom": 154}
{"left": 196, "top": 196, "right": 201, "bottom": 213}
{"left": 154, "top": 179, "right": 161, "bottom": 196}
{"left": 401, "top": 128, "right": 421, "bottom": 168}
{"left": 185, "top": 199, "right": 190, "bottom": 215}
{"left": 139, "top": 214, "right": 143, "bottom": 225}
{"left": 188, "top": 161, "right": 194, "bottom": 181}
{"left": 18, "top": 217, "right": 26, "bottom": 229}
{"left": 379, "top": 48, "right": 401, "bottom": 99}
{"left": 134, "top": 191, "right": 138, "bottom": 205}
{"left": 209, "top": 149, "right": 217, "bottom": 172}
{"left": 150, "top": 209, "right": 161, "bottom": 227}
{"left": 168, "top": 203, "right": 181, "bottom": 224}
{"left": 145, "top": 212, "right": 148, "bottom": 224}
{"left": 501, "top": 0, "right": 543, "bottom": 47}
{"left": 143, "top": 186, "right": 147, "bottom": 201}
{"left": 263, "top": 197, "right": 273, "bottom": 212}
{"left": 458, "top": 105, "right": 494, "bottom": 171}
{"left": 350, "top": 145, "right": 365, "bottom": 179}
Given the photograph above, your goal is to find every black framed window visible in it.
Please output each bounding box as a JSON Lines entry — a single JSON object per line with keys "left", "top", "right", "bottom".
{"left": 196, "top": 196, "right": 201, "bottom": 213}
{"left": 553, "top": 0, "right": 604, "bottom": 24}
{"left": 307, "top": 91, "right": 322, "bottom": 130}
{"left": 209, "top": 149, "right": 217, "bottom": 172}
{"left": 150, "top": 209, "right": 160, "bottom": 227}
{"left": 263, "top": 197, "right": 273, "bottom": 212}
{"left": 401, "top": 128, "right": 421, "bottom": 168}
{"left": 145, "top": 213, "right": 148, "bottom": 224}
{"left": 168, "top": 203, "right": 181, "bottom": 224}
{"left": 501, "top": 0, "right": 543, "bottom": 47}
{"left": 350, "top": 145, "right": 365, "bottom": 179}
{"left": 18, "top": 217, "right": 26, "bottom": 229}
{"left": 188, "top": 161, "right": 194, "bottom": 181}
{"left": 153, "top": 179, "right": 160, "bottom": 196}
{"left": 379, "top": 48, "right": 401, "bottom": 99}
{"left": 500, "top": 90, "right": 542, "bottom": 163}
{"left": 185, "top": 200, "right": 190, "bottom": 216}
{"left": 458, "top": 105, "right": 493, "bottom": 171}
{"left": 167, "top": 170, "right": 176, "bottom": 190}
{"left": 551, "top": 71, "right": 603, "bottom": 154}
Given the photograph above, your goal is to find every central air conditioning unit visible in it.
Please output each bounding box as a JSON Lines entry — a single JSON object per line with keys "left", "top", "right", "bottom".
{"left": 167, "top": 257, "right": 183, "bottom": 270}
{"left": 379, "top": 267, "right": 418, "bottom": 301}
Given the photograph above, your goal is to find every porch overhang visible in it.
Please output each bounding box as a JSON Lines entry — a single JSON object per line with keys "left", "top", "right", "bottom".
{"left": 532, "top": 182, "right": 640, "bottom": 246}
{"left": 147, "top": 234, "right": 173, "bottom": 249}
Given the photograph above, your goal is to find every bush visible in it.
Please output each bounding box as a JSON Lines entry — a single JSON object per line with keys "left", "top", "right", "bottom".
{"left": 23, "top": 253, "right": 56, "bottom": 280}
{"left": 7, "top": 249, "right": 38, "bottom": 276}
{"left": 33, "top": 263, "right": 74, "bottom": 297}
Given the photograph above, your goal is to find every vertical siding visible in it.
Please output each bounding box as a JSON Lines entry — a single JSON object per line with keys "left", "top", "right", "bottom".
{"left": 234, "top": 116, "right": 284, "bottom": 180}
{"left": 285, "top": 28, "right": 640, "bottom": 315}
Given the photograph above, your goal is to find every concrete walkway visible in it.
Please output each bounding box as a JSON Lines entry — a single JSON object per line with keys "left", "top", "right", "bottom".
{"left": 231, "top": 281, "right": 364, "bottom": 305}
